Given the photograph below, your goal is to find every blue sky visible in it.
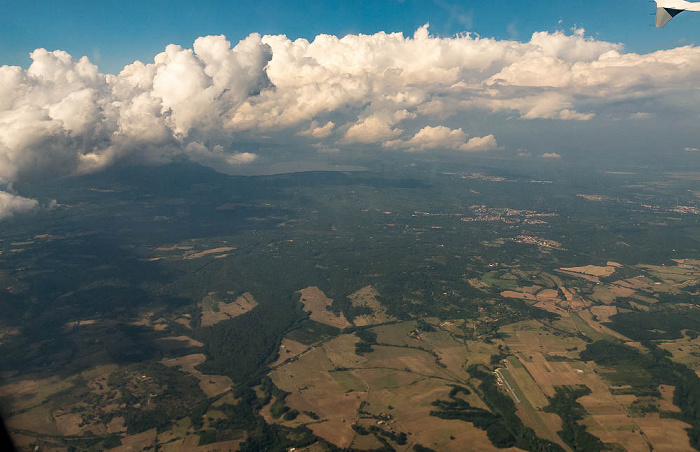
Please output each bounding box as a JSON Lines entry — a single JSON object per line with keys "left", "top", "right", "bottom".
{"left": 2, "top": 0, "right": 699, "bottom": 74}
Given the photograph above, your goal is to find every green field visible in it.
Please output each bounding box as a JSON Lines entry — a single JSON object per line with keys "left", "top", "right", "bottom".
{"left": 286, "top": 320, "right": 341, "bottom": 345}
{"left": 329, "top": 371, "right": 366, "bottom": 392}
{"left": 482, "top": 271, "right": 519, "bottom": 290}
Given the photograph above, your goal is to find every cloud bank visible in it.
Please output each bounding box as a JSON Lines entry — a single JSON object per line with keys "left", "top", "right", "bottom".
{"left": 541, "top": 152, "right": 562, "bottom": 159}
{"left": 0, "top": 191, "right": 39, "bottom": 220}
{"left": 384, "top": 126, "right": 499, "bottom": 152}
{"left": 2, "top": 25, "right": 700, "bottom": 217}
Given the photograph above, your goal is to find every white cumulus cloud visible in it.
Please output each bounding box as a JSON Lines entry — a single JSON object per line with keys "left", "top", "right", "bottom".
{"left": 384, "top": 126, "right": 498, "bottom": 152}
{"left": 3, "top": 25, "right": 700, "bottom": 218}
{"left": 298, "top": 121, "right": 335, "bottom": 139}
{"left": 0, "top": 35, "right": 270, "bottom": 186}
{"left": 0, "top": 191, "right": 39, "bottom": 220}
{"left": 343, "top": 109, "right": 415, "bottom": 144}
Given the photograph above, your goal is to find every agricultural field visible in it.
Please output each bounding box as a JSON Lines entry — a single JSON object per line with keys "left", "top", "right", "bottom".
{"left": 488, "top": 258, "right": 700, "bottom": 452}
{"left": 199, "top": 292, "right": 258, "bottom": 327}
{"left": 0, "top": 306, "right": 241, "bottom": 450}
{"left": 261, "top": 257, "right": 700, "bottom": 451}
{"left": 1, "top": 161, "right": 700, "bottom": 450}
{"left": 160, "top": 354, "right": 233, "bottom": 398}
{"left": 347, "top": 285, "right": 395, "bottom": 326}
{"left": 267, "top": 321, "right": 510, "bottom": 451}
{"left": 298, "top": 287, "right": 352, "bottom": 329}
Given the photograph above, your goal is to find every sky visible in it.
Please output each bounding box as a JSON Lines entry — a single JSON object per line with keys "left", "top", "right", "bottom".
{"left": 2, "top": 0, "right": 699, "bottom": 74}
{"left": 1, "top": 0, "right": 700, "bottom": 219}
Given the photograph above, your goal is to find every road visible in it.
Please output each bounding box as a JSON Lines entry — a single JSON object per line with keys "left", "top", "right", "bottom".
{"left": 494, "top": 368, "right": 521, "bottom": 403}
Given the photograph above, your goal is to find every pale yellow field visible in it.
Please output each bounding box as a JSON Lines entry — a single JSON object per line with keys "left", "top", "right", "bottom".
{"left": 160, "top": 353, "right": 233, "bottom": 397}
{"left": 499, "top": 357, "right": 567, "bottom": 449}
{"left": 298, "top": 286, "right": 351, "bottom": 329}
{"left": 156, "top": 245, "right": 194, "bottom": 251}
{"left": 107, "top": 428, "right": 157, "bottom": 452}
{"left": 536, "top": 289, "right": 560, "bottom": 302}
{"left": 462, "top": 339, "right": 501, "bottom": 367}
{"left": 185, "top": 247, "right": 236, "bottom": 259}
{"left": 608, "top": 284, "right": 636, "bottom": 297}
{"left": 347, "top": 285, "right": 394, "bottom": 326}
{"left": 322, "top": 334, "right": 366, "bottom": 369}
{"left": 200, "top": 292, "right": 259, "bottom": 327}
{"left": 658, "top": 334, "right": 700, "bottom": 375}
{"left": 0, "top": 374, "right": 78, "bottom": 416}
{"left": 578, "top": 310, "right": 629, "bottom": 341}
{"left": 590, "top": 285, "right": 617, "bottom": 304}
{"left": 556, "top": 269, "right": 601, "bottom": 283}
{"left": 267, "top": 322, "right": 513, "bottom": 450}
{"left": 591, "top": 306, "right": 617, "bottom": 323}
{"left": 500, "top": 320, "right": 588, "bottom": 361}
{"left": 357, "top": 369, "right": 519, "bottom": 452}
{"left": 522, "top": 285, "right": 544, "bottom": 294}
{"left": 533, "top": 300, "right": 569, "bottom": 317}
{"left": 498, "top": 318, "right": 694, "bottom": 452}
{"left": 7, "top": 405, "right": 59, "bottom": 436}
{"left": 634, "top": 414, "right": 694, "bottom": 452}
{"left": 156, "top": 417, "right": 192, "bottom": 451}
{"left": 560, "top": 265, "right": 617, "bottom": 277}
{"left": 155, "top": 335, "right": 204, "bottom": 350}
{"left": 54, "top": 411, "right": 94, "bottom": 436}
{"left": 107, "top": 416, "right": 126, "bottom": 434}
{"left": 219, "top": 292, "right": 258, "bottom": 317}
{"left": 501, "top": 290, "right": 537, "bottom": 301}
{"left": 270, "top": 338, "right": 309, "bottom": 367}
{"left": 350, "top": 430, "right": 385, "bottom": 450}
{"left": 421, "top": 333, "right": 472, "bottom": 381}
{"left": 659, "top": 385, "right": 681, "bottom": 413}
{"left": 293, "top": 443, "right": 333, "bottom": 452}
{"left": 200, "top": 310, "right": 230, "bottom": 327}
{"left": 174, "top": 316, "right": 192, "bottom": 329}
{"left": 372, "top": 321, "right": 418, "bottom": 347}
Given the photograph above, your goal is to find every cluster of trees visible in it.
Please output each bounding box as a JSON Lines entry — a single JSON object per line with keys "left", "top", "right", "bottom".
{"left": 197, "top": 428, "right": 245, "bottom": 447}
{"left": 191, "top": 384, "right": 319, "bottom": 451}
{"left": 543, "top": 386, "right": 605, "bottom": 451}
{"left": 195, "top": 299, "right": 301, "bottom": 382}
{"left": 412, "top": 445, "right": 438, "bottom": 452}
{"left": 285, "top": 319, "right": 340, "bottom": 346}
{"left": 627, "top": 397, "right": 660, "bottom": 417}
{"left": 582, "top": 340, "right": 700, "bottom": 449}
{"left": 431, "top": 366, "right": 563, "bottom": 451}
{"left": 416, "top": 318, "right": 436, "bottom": 332}
{"left": 355, "top": 329, "right": 378, "bottom": 355}
{"left": 106, "top": 363, "right": 206, "bottom": 435}
{"left": 352, "top": 424, "right": 408, "bottom": 446}
{"left": 49, "top": 434, "right": 123, "bottom": 451}
{"left": 328, "top": 295, "right": 373, "bottom": 323}
{"left": 606, "top": 310, "right": 700, "bottom": 341}
{"left": 268, "top": 390, "right": 299, "bottom": 421}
